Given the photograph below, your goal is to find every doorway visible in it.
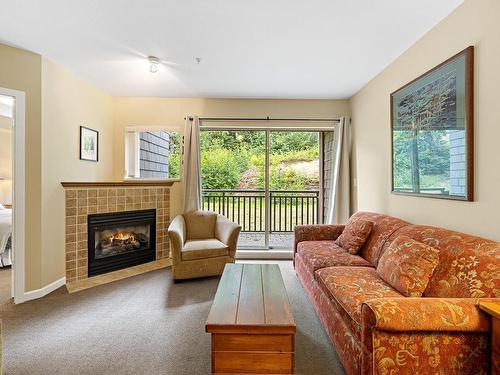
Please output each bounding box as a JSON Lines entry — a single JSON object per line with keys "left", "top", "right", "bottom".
{"left": 0, "top": 94, "right": 14, "bottom": 302}
{"left": 0, "top": 87, "right": 25, "bottom": 304}
{"left": 200, "top": 128, "right": 330, "bottom": 252}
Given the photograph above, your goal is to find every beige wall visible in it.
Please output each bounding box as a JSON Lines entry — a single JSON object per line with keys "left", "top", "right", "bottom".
{"left": 113, "top": 98, "right": 350, "bottom": 219}
{"left": 350, "top": 0, "right": 500, "bottom": 240}
{"left": 41, "top": 58, "right": 114, "bottom": 286}
{"left": 0, "top": 119, "right": 13, "bottom": 205}
{"left": 0, "top": 43, "right": 43, "bottom": 290}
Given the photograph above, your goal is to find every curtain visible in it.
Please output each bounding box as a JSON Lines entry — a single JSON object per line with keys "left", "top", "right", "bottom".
{"left": 182, "top": 116, "right": 202, "bottom": 213}
{"left": 326, "top": 117, "right": 350, "bottom": 224}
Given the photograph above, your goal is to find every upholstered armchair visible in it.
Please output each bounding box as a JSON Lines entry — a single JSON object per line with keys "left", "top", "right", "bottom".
{"left": 167, "top": 210, "right": 241, "bottom": 281}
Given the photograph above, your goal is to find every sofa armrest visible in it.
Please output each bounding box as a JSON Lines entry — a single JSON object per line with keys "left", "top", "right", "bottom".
{"left": 293, "top": 224, "right": 345, "bottom": 255}
{"left": 361, "top": 297, "right": 495, "bottom": 333}
{"left": 167, "top": 215, "right": 186, "bottom": 264}
{"left": 215, "top": 214, "right": 241, "bottom": 258}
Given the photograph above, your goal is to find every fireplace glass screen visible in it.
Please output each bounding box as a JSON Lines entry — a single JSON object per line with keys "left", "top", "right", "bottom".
{"left": 95, "top": 225, "right": 150, "bottom": 259}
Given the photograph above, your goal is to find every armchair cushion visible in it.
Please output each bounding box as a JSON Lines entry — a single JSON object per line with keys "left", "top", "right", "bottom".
{"left": 297, "top": 241, "right": 372, "bottom": 274}
{"left": 377, "top": 235, "right": 439, "bottom": 297}
{"left": 183, "top": 210, "right": 217, "bottom": 239}
{"left": 335, "top": 217, "right": 374, "bottom": 254}
{"left": 181, "top": 239, "right": 229, "bottom": 261}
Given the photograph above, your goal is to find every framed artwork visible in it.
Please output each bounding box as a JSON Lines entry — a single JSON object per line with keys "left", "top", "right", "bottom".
{"left": 391, "top": 46, "right": 474, "bottom": 201}
{"left": 80, "top": 126, "right": 99, "bottom": 162}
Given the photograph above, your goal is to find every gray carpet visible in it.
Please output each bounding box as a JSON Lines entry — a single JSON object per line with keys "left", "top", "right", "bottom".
{"left": 0, "top": 262, "right": 346, "bottom": 375}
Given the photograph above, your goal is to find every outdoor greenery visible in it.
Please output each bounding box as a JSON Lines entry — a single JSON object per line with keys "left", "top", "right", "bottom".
{"left": 167, "top": 132, "right": 181, "bottom": 178}
{"left": 200, "top": 130, "right": 319, "bottom": 190}
{"left": 393, "top": 130, "right": 450, "bottom": 191}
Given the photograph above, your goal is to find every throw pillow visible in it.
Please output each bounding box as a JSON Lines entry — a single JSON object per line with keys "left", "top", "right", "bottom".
{"left": 377, "top": 235, "right": 440, "bottom": 297}
{"left": 335, "top": 217, "right": 374, "bottom": 254}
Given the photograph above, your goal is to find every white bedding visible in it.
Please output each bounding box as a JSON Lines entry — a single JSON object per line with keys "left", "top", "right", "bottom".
{"left": 0, "top": 208, "right": 12, "bottom": 255}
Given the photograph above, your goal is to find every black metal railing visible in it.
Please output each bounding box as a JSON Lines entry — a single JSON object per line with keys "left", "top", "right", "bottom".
{"left": 202, "top": 189, "right": 319, "bottom": 232}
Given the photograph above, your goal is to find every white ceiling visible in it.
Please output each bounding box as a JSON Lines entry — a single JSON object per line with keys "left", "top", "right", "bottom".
{"left": 0, "top": 0, "right": 463, "bottom": 99}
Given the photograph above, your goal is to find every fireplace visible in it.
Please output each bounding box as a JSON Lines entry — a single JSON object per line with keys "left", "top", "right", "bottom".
{"left": 88, "top": 209, "right": 156, "bottom": 276}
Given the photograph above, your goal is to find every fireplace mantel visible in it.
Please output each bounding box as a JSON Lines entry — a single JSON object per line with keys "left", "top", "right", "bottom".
{"left": 61, "top": 180, "right": 175, "bottom": 188}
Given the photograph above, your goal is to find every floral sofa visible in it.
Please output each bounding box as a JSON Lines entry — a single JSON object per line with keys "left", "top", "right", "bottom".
{"left": 294, "top": 211, "right": 499, "bottom": 375}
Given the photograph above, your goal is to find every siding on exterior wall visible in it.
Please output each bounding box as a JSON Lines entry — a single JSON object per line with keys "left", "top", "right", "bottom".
{"left": 139, "top": 131, "right": 170, "bottom": 179}
{"left": 322, "top": 131, "right": 334, "bottom": 222}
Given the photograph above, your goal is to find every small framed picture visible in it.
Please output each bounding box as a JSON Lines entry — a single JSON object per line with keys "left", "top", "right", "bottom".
{"left": 80, "top": 126, "right": 99, "bottom": 162}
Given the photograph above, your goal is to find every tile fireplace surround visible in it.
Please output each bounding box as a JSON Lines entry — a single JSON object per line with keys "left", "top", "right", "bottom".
{"left": 61, "top": 181, "right": 174, "bottom": 290}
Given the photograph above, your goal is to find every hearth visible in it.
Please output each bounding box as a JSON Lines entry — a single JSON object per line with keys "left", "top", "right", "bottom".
{"left": 88, "top": 209, "right": 156, "bottom": 276}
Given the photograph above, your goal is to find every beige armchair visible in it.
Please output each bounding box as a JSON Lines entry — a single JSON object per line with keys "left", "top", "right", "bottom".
{"left": 167, "top": 210, "right": 241, "bottom": 281}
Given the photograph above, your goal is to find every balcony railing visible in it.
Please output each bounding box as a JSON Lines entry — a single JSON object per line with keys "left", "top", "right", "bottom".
{"left": 202, "top": 189, "right": 320, "bottom": 232}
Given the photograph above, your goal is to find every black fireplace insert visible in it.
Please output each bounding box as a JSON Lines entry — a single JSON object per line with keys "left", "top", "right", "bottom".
{"left": 88, "top": 209, "right": 156, "bottom": 277}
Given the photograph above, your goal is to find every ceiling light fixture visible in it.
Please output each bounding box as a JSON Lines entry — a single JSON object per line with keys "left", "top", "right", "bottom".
{"left": 148, "top": 56, "right": 160, "bottom": 73}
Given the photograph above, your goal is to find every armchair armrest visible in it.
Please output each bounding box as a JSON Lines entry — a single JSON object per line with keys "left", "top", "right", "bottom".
{"left": 167, "top": 215, "right": 186, "bottom": 264}
{"left": 293, "top": 224, "right": 345, "bottom": 255}
{"left": 215, "top": 215, "right": 241, "bottom": 258}
{"left": 361, "top": 297, "right": 495, "bottom": 333}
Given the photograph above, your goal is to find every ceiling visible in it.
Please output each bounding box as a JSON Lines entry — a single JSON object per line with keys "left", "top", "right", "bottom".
{"left": 0, "top": 0, "right": 463, "bottom": 99}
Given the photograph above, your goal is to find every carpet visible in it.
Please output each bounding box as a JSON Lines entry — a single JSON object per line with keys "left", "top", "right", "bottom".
{"left": 0, "top": 262, "right": 346, "bottom": 374}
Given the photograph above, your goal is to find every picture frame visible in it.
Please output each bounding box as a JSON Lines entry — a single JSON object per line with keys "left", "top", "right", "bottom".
{"left": 391, "top": 46, "right": 474, "bottom": 201}
{"left": 80, "top": 126, "right": 99, "bottom": 162}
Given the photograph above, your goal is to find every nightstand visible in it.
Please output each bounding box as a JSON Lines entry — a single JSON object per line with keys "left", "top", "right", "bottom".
{"left": 479, "top": 302, "right": 500, "bottom": 374}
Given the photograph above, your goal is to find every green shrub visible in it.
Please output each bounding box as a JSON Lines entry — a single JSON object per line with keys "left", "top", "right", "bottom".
{"left": 168, "top": 151, "right": 180, "bottom": 178}
{"left": 201, "top": 148, "right": 240, "bottom": 189}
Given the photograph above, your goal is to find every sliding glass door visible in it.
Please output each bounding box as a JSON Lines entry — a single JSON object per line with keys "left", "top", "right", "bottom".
{"left": 200, "top": 128, "right": 322, "bottom": 250}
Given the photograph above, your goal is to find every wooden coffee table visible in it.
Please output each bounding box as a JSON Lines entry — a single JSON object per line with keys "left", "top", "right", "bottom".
{"left": 206, "top": 263, "right": 296, "bottom": 374}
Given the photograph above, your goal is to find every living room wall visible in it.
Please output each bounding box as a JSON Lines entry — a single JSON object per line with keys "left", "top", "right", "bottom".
{"left": 0, "top": 43, "right": 43, "bottom": 291}
{"left": 113, "top": 98, "right": 350, "bottom": 219}
{"left": 41, "top": 58, "right": 114, "bottom": 286}
{"left": 350, "top": 0, "right": 500, "bottom": 240}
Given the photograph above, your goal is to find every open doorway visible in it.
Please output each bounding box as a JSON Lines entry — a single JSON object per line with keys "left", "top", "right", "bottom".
{"left": 0, "top": 94, "right": 14, "bottom": 303}
{"left": 0, "top": 87, "right": 25, "bottom": 304}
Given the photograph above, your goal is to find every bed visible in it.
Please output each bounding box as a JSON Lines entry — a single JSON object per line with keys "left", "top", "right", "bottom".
{"left": 0, "top": 204, "right": 12, "bottom": 267}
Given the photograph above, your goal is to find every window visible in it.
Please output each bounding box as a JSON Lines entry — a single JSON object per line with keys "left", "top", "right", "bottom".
{"left": 199, "top": 129, "right": 323, "bottom": 250}
{"left": 125, "top": 129, "right": 180, "bottom": 180}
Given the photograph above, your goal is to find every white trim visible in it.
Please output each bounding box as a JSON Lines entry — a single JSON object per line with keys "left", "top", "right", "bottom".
{"left": 0, "top": 87, "right": 26, "bottom": 304}
{"left": 236, "top": 250, "right": 293, "bottom": 260}
{"left": 16, "top": 277, "right": 66, "bottom": 304}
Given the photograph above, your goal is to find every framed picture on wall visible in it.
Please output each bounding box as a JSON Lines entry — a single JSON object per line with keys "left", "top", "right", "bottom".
{"left": 80, "top": 126, "right": 99, "bottom": 162}
{"left": 391, "top": 46, "right": 474, "bottom": 201}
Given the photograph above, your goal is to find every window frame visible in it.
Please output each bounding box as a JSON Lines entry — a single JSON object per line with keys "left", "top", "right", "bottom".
{"left": 123, "top": 126, "right": 182, "bottom": 182}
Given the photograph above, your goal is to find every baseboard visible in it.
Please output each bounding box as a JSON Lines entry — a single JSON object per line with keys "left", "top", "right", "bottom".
{"left": 16, "top": 277, "right": 66, "bottom": 304}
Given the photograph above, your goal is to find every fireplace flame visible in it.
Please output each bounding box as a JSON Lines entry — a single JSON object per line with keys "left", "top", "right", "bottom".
{"left": 110, "top": 232, "right": 135, "bottom": 242}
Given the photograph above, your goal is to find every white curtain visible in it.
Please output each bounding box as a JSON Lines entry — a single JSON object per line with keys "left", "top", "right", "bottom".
{"left": 182, "top": 116, "right": 202, "bottom": 213}
{"left": 326, "top": 117, "right": 350, "bottom": 224}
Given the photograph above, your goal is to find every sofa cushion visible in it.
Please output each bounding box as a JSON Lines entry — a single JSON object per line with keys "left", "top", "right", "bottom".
{"left": 315, "top": 266, "right": 403, "bottom": 325}
{"left": 183, "top": 210, "right": 217, "bottom": 240}
{"left": 385, "top": 225, "right": 500, "bottom": 298}
{"left": 335, "top": 217, "right": 374, "bottom": 254}
{"left": 181, "top": 238, "right": 229, "bottom": 261}
{"left": 297, "top": 241, "right": 372, "bottom": 274}
{"left": 350, "top": 212, "right": 410, "bottom": 267}
{"left": 377, "top": 235, "right": 439, "bottom": 297}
